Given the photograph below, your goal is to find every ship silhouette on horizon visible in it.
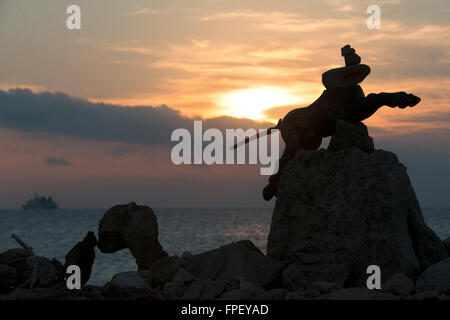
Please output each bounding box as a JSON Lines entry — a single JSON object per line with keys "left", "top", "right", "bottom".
{"left": 22, "top": 192, "right": 58, "bottom": 210}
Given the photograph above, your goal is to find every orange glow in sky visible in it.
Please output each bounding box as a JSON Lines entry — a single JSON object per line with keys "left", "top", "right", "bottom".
{"left": 218, "top": 87, "right": 301, "bottom": 120}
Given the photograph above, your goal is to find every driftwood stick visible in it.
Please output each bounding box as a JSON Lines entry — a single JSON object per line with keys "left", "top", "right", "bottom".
{"left": 11, "top": 233, "right": 34, "bottom": 255}
{"left": 11, "top": 234, "right": 38, "bottom": 289}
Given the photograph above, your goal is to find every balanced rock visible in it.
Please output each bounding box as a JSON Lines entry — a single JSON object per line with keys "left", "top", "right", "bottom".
{"left": 322, "top": 44, "right": 370, "bottom": 89}
{"left": 64, "top": 231, "right": 97, "bottom": 285}
{"left": 267, "top": 147, "right": 447, "bottom": 287}
{"left": 341, "top": 44, "right": 361, "bottom": 66}
{"left": 98, "top": 202, "right": 167, "bottom": 269}
{"left": 327, "top": 120, "right": 374, "bottom": 153}
{"left": 181, "top": 240, "right": 283, "bottom": 288}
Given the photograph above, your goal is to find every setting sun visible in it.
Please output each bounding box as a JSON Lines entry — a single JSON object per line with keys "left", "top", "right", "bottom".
{"left": 218, "top": 87, "right": 300, "bottom": 120}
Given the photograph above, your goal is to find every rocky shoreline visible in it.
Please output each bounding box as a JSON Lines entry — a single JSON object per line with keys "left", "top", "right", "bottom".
{"left": 1, "top": 121, "right": 450, "bottom": 300}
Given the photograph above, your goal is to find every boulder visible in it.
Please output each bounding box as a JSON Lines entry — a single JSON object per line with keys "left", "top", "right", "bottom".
{"left": 109, "top": 271, "right": 150, "bottom": 290}
{"left": 382, "top": 273, "right": 415, "bottom": 296}
{"left": 0, "top": 265, "right": 19, "bottom": 292}
{"left": 416, "top": 258, "right": 450, "bottom": 293}
{"left": 144, "top": 256, "right": 181, "bottom": 287}
{"left": 181, "top": 240, "right": 283, "bottom": 288}
{"left": 172, "top": 268, "right": 195, "bottom": 284}
{"left": 36, "top": 257, "right": 64, "bottom": 288}
{"left": 327, "top": 120, "right": 374, "bottom": 153}
{"left": 162, "top": 281, "right": 185, "bottom": 300}
{"left": 267, "top": 147, "right": 447, "bottom": 287}
{"left": 98, "top": 202, "right": 167, "bottom": 269}
{"left": 64, "top": 231, "right": 97, "bottom": 285}
{"left": 0, "top": 248, "right": 30, "bottom": 265}
{"left": 408, "top": 202, "right": 449, "bottom": 269}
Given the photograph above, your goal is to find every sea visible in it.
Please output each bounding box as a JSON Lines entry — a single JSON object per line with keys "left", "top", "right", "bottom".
{"left": 0, "top": 207, "right": 449, "bottom": 286}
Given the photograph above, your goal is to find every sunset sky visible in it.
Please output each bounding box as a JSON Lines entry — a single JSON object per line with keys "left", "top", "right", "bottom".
{"left": 0, "top": 0, "right": 449, "bottom": 208}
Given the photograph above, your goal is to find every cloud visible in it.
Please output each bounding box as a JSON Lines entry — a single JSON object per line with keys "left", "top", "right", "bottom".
{"left": 0, "top": 88, "right": 273, "bottom": 145}
{"left": 45, "top": 156, "right": 71, "bottom": 166}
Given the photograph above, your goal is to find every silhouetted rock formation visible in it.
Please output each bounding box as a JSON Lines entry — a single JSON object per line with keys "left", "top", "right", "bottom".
{"left": 267, "top": 131, "right": 448, "bottom": 287}
{"left": 64, "top": 232, "right": 97, "bottom": 285}
{"left": 98, "top": 202, "right": 167, "bottom": 269}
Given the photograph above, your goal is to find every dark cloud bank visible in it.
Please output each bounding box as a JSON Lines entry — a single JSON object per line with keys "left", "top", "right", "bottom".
{"left": 0, "top": 89, "right": 271, "bottom": 145}
{"left": 1, "top": 88, "right": 450, "bottom": 206}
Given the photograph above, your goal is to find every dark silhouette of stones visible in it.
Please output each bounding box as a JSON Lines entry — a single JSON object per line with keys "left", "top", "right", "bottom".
{"left": 108, "top": 271, "right": 150, "bottom": 289}
{"left": 144, "top": 256, "right": 181, "bottom": 287}
{"left": 35, "top": 257, "right": 64, "bottom": 288}
{"left": 0, "top": 248, "right": 29, "bottom": 265}
{"left": 181, "top": 279, "right": 226, "bottom": 300}
{"left": 64, "top": 231, "right": 97, "bottom": 285}
{"left": 407, "top": 200, "right": 449, "bottom": 269}
{"left": 181, "top": 240, "right": 283, "bottom": 288}
{"left": 219, "top": 286, "right": 275, "bottom": 300}
{"left": 322, "top": 64, "right": 371, "bottom": 89}
{"left": 416, "top": 258, "right": 450, "bottom": 293}
{"left": 341, "top": 44, "right": 361, "bottom": 66}
{"left": 98, "top": 202, "right": 167, "bottom": 269}
{"left": 0, "top": 265, "right": 19, "bottom": 293}
{"left": 267, "top": 147, "right": 448, "bottom": 287}
{"left": 327, "top": 120, "right": 374, "bottom": 153}
{"left": 442, "top": 237, "right": 450, "bottom": 255}
{"left": 382, "top": 273, "right": 415, "bottom": 296}
{"left": 100, "top": 282, "right": 160, "bottom": 300}
{"left": 413, "top": 290, "right": 441, "bottom": 300}
{"left": 0, "top": 248, "right": 64, "bottom": 289}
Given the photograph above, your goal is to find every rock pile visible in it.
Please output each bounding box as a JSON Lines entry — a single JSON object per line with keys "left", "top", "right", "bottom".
{"left": 0, "top": 248, "right": 64, "bottom": 293}
{"left": 1, "top": 134, "right": 449, "bottom": 299}
{"left": 267, "top": 120, "right": 448, "bottom": 288}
